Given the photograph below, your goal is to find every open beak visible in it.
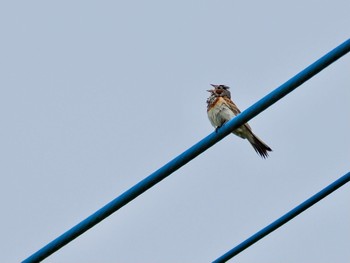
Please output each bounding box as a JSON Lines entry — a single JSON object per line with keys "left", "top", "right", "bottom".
{"left": 210, "top": 84, "right": 219, "bottom": 88}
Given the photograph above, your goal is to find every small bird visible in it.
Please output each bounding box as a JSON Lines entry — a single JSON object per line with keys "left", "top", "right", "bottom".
{"left": 207, "top": 84, "right": 272, "bottom": 158}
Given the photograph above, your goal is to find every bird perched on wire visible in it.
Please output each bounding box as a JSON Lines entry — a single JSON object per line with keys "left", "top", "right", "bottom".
{"left": 206, "top": 84, "right": 272, "bottom": 158}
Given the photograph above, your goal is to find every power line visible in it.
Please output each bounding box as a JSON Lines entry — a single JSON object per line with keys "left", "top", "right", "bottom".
{"left": 23, "top": 39, "right": 350, "bottom": 263}
{"left": 213, "top": 171, "right": 350, "bottom": 262}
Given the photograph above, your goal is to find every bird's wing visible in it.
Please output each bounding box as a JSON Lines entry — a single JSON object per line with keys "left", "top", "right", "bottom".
{"left": 223, "top": 97, "right": 254, "bottom": 132}
{"left": 223, "top": 97, "right": 241, "bottom": 115}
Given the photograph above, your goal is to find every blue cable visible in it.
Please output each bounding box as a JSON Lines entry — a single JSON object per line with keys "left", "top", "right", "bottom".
{"left": 23, "top": 39, "right": 350, "bottom": 263}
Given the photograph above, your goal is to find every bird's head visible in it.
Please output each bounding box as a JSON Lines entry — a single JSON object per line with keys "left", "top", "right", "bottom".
{"left": 208, "top": 84, "right": 231, "bottom": 98}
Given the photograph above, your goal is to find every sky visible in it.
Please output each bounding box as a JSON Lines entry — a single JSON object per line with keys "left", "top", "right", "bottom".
{"left": 1, "top": 1, "right": 349, "bottom": 262}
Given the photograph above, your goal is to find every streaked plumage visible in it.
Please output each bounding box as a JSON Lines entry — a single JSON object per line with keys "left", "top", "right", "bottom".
{"left": 207, "top": 84, "right": 272, "bottom": 158}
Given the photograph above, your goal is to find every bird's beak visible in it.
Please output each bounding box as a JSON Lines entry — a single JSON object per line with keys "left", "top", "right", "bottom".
{"left": 207, "top": 89, "right": 213, "bottom": 92}
{"left": 210, "top": 84, "right": 219, "bottom": 88}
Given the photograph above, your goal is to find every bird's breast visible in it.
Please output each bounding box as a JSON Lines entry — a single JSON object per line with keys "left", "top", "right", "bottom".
{"left": 207, "top": 98, "right": 235, "bottom": 128}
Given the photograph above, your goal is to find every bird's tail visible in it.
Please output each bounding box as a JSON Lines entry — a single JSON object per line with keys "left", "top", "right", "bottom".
{"left": 248, "top": 133, "right": 272, "bottom": 159}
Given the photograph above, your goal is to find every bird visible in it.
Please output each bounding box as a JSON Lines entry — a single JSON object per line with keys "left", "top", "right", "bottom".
{"left": 206, "top": 84, "right": 272, "bottom": 158}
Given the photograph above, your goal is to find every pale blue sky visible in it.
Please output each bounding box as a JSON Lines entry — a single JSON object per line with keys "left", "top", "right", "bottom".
{"left": 1, "top": 1, "right": 349, "bottom": 262}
